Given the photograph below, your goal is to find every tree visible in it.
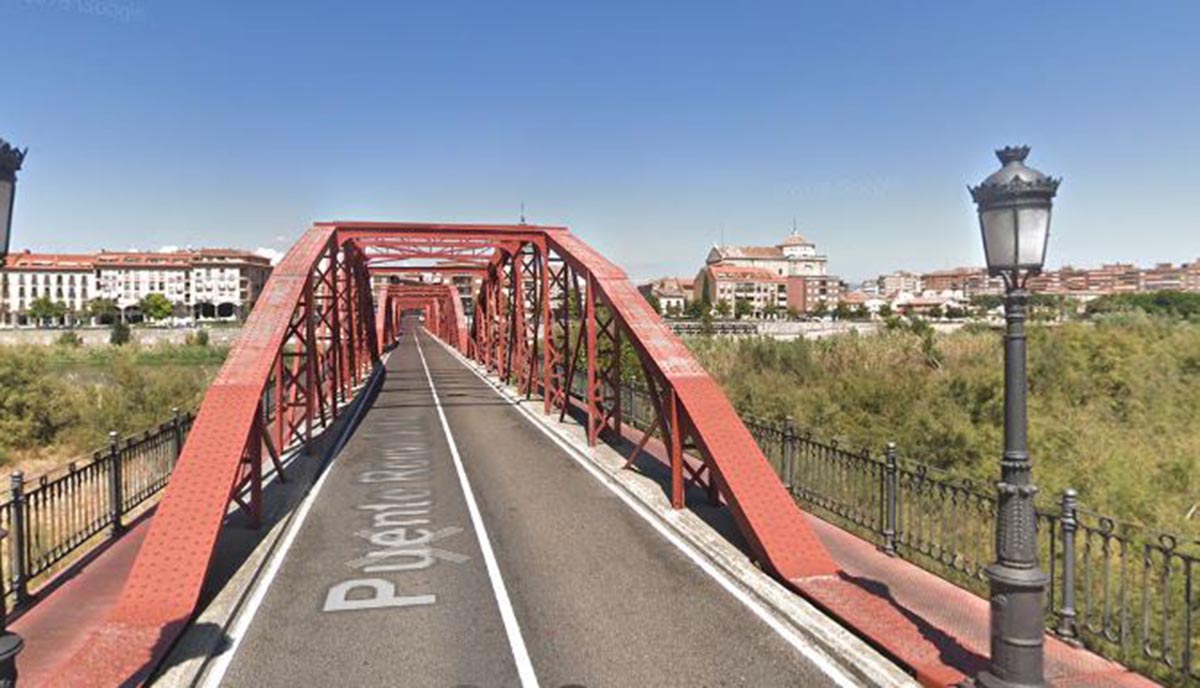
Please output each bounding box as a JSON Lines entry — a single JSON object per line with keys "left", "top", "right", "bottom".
{"left": 878, "top": 303, "right": 893, "bottom": 319}
{"left": 833, "top": 302, "right": 853, "bottom": 321}
{"left": 139, "top": 293, "right": 174, "bottom": 322}
{"left": 811, "top": 301, "right": 830, "bottom": 318}
{"left": 683, "top": 299, "right": 706, "bottom": 320}
{"left": 644, "top": 293, "right": 662, "bottom": 315}
{"left": 928, "top": 304, "right": 945, "bottom": 320}
{"left": 88, "top": 298, "right": 119, "bottom": 324}
{"left": 715, "top": 299, "right": 732, "bottom": 319}
{"left": 762, "top": 303, "right": 781, "bottom": 320}
{"left": 734, "top": 298, "right": 753, "bottom": 320}
{"left": 28, "top": 297, "right": 67, "bottom": 326}
{"left": 851, "top": 305, "right": 870, "bottom": 320}
{"left": 971, "top": 294, "right": 1004, "bottom": 316}
{"left": 665, "top": 303, "right": 682, "bottom": 319}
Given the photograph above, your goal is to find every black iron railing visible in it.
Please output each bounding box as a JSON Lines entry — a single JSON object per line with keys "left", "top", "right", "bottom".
{"left": 615, "top": 380, "right": 1196, "bottom": 686}
{"left": 742, "top": 414, "right": 1198, "bottom": 688}
{"left": 0, "top": 410, "right": 193, "bottom": 610}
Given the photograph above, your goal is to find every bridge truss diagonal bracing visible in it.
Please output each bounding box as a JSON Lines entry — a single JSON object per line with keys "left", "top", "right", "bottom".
{"left": 50, "top": 221, "right": 838, "bottom": 687}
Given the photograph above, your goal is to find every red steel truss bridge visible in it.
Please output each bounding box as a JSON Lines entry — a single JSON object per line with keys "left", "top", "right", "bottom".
{"left": 27, "top": 223, "right": 1153, "bottom": 688}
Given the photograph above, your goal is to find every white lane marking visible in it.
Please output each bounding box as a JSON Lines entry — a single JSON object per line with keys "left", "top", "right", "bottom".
{"left": 201, "top": 366, "right": 384, "bottom": 688}
{"left": 415, "top": 332, "right": 540, "bottom": 688}
{"left": 432, "top": 336, "right": 861, "bottom": 688}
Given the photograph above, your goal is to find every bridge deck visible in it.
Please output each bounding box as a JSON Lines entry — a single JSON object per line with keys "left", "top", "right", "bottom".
{"left": 210, "top": 326, "right": 843, "bottom": 687}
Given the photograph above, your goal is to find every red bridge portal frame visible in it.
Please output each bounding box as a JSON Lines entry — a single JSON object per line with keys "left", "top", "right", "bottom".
{"left": 53, "top": 222, "right": 837, "bottom": 686}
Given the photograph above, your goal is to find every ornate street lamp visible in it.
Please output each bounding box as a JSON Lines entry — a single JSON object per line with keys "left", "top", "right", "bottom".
{"left": 0, "top": 138, "right": 28, "bottom": 266}
{"left": 969, "top": 145, "right": 1060, "bottom": 688}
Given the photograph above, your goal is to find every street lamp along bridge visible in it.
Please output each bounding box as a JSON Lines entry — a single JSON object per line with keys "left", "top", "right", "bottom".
{"left": 970, "top": 145, "right": 1061, "bottom": 688}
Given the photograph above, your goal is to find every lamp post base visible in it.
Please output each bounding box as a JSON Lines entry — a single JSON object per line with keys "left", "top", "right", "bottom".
{"left": 0, "top": 632, "right": 23, "bottom": 688}
{"left": 974, "top": 669, "right": 1045, "bottom": 688}
{"left": 977, "top": 562, "right": 1050, "bottom": 688}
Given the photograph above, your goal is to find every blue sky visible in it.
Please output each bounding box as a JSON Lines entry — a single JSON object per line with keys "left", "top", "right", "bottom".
{"left": 3, "top": 1, "right": 1199, "bottom": 282}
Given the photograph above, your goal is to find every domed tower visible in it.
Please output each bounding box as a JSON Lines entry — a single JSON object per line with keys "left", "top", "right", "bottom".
{"left": 777, "top": 230, "right": 815, "bottom": 259}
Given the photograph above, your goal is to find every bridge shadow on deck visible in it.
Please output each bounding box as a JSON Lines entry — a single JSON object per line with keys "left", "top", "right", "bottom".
{"left": 557, "top": 402, "right": 754, "bottom": 555}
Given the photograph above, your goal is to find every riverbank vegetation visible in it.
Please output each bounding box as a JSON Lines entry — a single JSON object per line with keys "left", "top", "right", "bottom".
{"left": 0, "top": 341, "right": 228, "bottom": 474}
{"left": 687, "top": 312, "right": 1200, "bottom": 537}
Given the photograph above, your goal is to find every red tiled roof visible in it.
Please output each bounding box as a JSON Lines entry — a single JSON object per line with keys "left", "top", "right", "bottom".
{"left": 95, "top": 252, "right": 192, "bottom": 268}
{"left": 707, "top": 263, "right": 785, "bottom": 282}
{"left": 713, "top": 246, "right": 785, "bottom": 260}
{"left": 2, "top": 248, "right": 270, "bottom": 271}
{"left": 3, "top": 253, "right": 95, "bottom": 271}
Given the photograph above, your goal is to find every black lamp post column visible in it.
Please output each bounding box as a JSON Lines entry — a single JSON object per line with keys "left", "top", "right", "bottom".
{"left": 969, "top": 145, "right": 1060, "bottom": 688}
{"left": 976, "top": 283, "right": 1049, "bottom": 688}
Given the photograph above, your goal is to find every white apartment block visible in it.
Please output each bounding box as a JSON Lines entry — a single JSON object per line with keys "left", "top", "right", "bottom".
{"left": 1, "top": 248, "right": 272, "bottom": 326}
{"left": 1, "top": 253, "right": 96, "bottom": 326}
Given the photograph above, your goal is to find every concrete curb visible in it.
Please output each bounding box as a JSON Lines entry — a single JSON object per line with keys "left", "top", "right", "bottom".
{"left": 435, "top": 339, "right": 916, "bottom": 688}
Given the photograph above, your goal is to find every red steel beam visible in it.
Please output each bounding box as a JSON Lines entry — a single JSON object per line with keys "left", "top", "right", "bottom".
{"left": 51, "top": 226, "right": 385, "bottom": 687}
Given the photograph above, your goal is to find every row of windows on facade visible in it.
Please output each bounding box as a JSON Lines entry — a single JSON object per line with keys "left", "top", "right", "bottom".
{"left": 718, "top": 283, "right": 788, "bottom": 293}
{"left": 9, "top": 267, "right": 244, "bottom": 282}
{"left": 8, "top": 285, "right": 249, "bottom": 301}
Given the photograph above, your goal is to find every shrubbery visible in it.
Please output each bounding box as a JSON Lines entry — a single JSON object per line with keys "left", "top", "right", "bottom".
{"left": 1086, "top": 291, "right": 1200, "bottom": 320}
{"left": 688, "top": 317, "right": 1200, "bottom": 536}
{"left": 185, "top": 328, "right": 210, "bottom": 347}
{"left": 56, "top": 331, "right": 83, "bottom": 347}
{"left": 0, "top": 342, "right": 227, "bottom": 468}
{"left": 110, "top": 321, "right": 132, "bottom": 346}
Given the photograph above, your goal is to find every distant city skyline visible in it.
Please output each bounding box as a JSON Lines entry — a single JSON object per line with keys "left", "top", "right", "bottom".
{"left": 5, "top": 2, "right": 1199, "bottom": 284}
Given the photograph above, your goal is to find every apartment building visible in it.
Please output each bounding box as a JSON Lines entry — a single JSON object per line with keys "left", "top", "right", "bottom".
{"left": 0, "top": 248, "right": 272, "bottom": 326}
{"left": 914, "top": 260, "right": 1200, "bottom": 301}
{"left": 920, "top": 267, "right": 1004, "bottom": 297}
{"left": 786, "top": 275, "right": 843, "bottom": 314}
{"left": 699, "top": 229, "right": 844, "bottom": 316}
{"left": 694, "top": 264, "right": 787, "bottom": 317}
{"left": 874, "top": 270, "right": 923, "bottom": 297}
{"left": 1, "top": 253, "right": 96, "bottom": 326}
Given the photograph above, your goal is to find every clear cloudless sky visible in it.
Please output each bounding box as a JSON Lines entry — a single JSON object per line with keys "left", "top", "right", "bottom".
{"left": 3, "top": 0, "right": 1199, "bottom": 281}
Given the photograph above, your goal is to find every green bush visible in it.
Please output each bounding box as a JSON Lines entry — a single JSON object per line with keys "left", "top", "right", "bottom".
{"left": 1086, "top": 291, "right": 1200, "bottom": 319}
{"left": 110, "top": 321, "right": 132, "bottom": 346}
{"left": 185, "top": 328, "right": 210, "bottom": 347}
{"left": 56, "top": 331, "right": 83, "bottom": 347}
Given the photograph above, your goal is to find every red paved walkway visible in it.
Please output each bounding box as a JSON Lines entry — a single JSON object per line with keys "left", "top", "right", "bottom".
{"left": 803, "top": 518, "right": 1157, "bottom": 687}
{"left": 11, "top": 516, "right": 152, "bottom": 688}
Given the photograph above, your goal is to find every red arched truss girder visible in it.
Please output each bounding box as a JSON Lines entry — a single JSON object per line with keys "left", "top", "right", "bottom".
{"left": 53, "top": 222, "right": 836, "bottom": 687}
{"left": 375, "top": 282, "right": 467, "bottom": 354}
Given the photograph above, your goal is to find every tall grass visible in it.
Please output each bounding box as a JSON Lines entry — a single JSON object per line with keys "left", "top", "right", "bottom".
{"left": 687, "top": 315, "right": 1200, "bottom": 537}
{"left": 0, "top": 342, "right": 227, "bottom": 469}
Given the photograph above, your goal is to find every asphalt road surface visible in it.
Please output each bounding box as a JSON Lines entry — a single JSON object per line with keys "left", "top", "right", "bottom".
{"left": 213, "top": 323, "right": 844, "bottom": 688}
